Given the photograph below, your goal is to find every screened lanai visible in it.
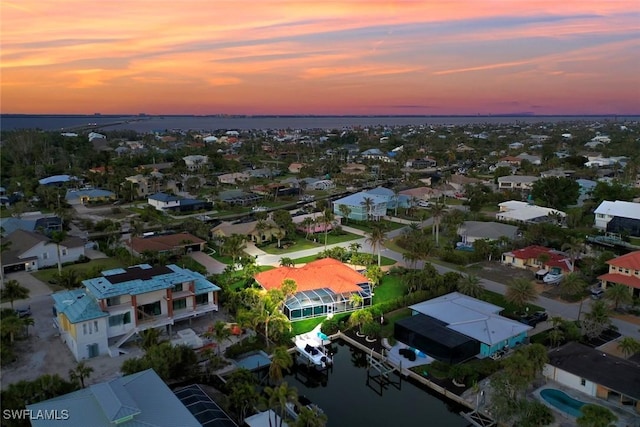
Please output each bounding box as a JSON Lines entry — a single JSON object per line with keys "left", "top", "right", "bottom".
{"left": 283, "top": 284, "right": 372, "bottom": 321}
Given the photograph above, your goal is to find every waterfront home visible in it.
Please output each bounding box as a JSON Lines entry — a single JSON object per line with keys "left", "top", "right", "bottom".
{"left": 395, "top": 292, "right": 530, "bottom": 363}
{"left": 501, "top": 245, "right": 574, "bottom": 273}
{"left": 593, "top": 200, "right": 640, "bottom": 237}
{"left": 496, "top": 200, "right": 566, "bottom": 224}
{"left": 542, "top": 342, "right": 640, "bottom": 414}
{"left": 0, "top": 213, "right": 62, "bottom": 236}
{"left": 0, "top": 229, "right": 85, "bottom": 275}
{"left": 147, "top": 192, "right": 212, "bottom": 213}
{"left": 597, "top": 250, "right": 640, "bottom": 298}
{"left": 254, "top": 258, "right": 372, "bottom": 321}
{"left": 27, "top": 369, "right": 201, "bottom": 427}
{"left": 52, "top": 264, "right": 220, "bottom": 360}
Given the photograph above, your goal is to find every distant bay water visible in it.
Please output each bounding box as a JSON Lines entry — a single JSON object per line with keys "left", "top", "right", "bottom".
{"left": 1, "top": 114, "right": 636, "bottom": 132}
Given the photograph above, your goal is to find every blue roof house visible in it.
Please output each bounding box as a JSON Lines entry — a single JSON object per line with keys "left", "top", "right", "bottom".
{"left": 52, "top": 264, "right": 221, "bottom": 361}
{"left": 365, "top": 186, "right": 411, "bottom": 210}
{"left": 65, "top": 188, "right": 116, "bottom": 205}
{"left": 27, "top": 369, "right": 201, "bottom": 427}
{"left": 332, "top": 191, "right": 388, "bottom": 221}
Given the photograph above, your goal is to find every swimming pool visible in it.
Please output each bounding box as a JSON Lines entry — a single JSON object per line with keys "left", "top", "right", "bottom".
{"left": 540, "top": 388, "right": 586, "bottom": 417}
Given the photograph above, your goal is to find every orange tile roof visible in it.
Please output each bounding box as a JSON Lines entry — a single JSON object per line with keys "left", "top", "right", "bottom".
{"left": 598, "top": 272, "right": 640, "bottom": 289}
{"left": 129, "top": 232, "right": 205, "bottom": 253}
{"left": 254, "top": 258, "right": 367, "bottom": 294}
{"left": 607, "top": 251, "right": 640, "bottom": 270}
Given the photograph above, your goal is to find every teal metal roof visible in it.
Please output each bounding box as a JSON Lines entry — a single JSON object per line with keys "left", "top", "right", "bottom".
{"left": 27, "top": 369, "right": 201, "bottom": 427}
{"left": 52, "top": 289, "right": 108, "bottom": 324}
{"left": 83, "top": 264, "right": 221, "bottom": 299}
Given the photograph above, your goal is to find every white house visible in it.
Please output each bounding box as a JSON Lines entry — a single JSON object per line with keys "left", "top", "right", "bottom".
{"left": 148, "top": 192, "right": 181, "bottom": 211}
{"left": 496, "top": 200, "right": 566, "bottom": 224}
{"left": 182, "top": 155, "right": 208, "bottom": 171}
{"left": 594, "top": 200, "right": 640, "bottom": 236}
{"left": 497, "top": 175, "right": 538, "bottom": 191}
{"left": 1, "top": 229, "right": 85, "bottom": 275}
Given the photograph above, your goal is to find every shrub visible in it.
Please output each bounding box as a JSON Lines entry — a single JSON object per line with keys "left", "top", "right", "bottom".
{"left": 321, "top": 317, "right": 340, "bottom": 335}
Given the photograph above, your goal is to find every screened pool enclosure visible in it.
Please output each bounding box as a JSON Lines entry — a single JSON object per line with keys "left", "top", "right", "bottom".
{"left": 283, "top": 284, "right": 372, "bottom": 321}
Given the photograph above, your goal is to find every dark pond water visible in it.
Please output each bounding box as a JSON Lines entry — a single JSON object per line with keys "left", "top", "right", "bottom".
{"left": 283, "top": 340, "right": 470, "bottom": 427}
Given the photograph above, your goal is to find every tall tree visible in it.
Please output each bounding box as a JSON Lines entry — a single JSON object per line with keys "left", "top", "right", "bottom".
{"left": 264, "top": 382, "right": 298, "bottom": 427}
{"left": 69, "top": 362, "right": 94, "bottom": 388}
{"left": 530, "top": 176, "right": 580, "bottom": 210}
{"left": 293, "top": 405, "right": 328, "bottom": 427}
{"left": 360, "top": 197, "right": 375, "bottom": 222}
{"left": 365, "top": 224, "right": 386, "bottom": 267}
{"left": 561, "top": 236, "right": 584, "bottom": 272}
{"left": 559, "top": 272, "right": 588, "bottom": 319}
{"left": 338, "top": 204, "right": 352, "bottom": 225}
{"left": 0, "top": 280, "right": 30, "bottom": 310}
{"left": 320, "top": 209, "right": 334, "bottom": 251}
{"left": 50, "top": 230, "right": 68, "bottom": 275}
{"left": 617, "top": 336, "right": 640, "bottom": 358}
{"left": 604, "top": 284, "right": 632, "bottom": 310}
{"left": 457, "top": 274, "right": 485, "bottom": 299}
{"left": 505, "top": 278, "right": 537, "bottom": 314}
{"left": 429, "top": 202, "right": 447, "bottom": 247}
{"left": 269, "top": 345, "right": 293, "bottom": 384}
{"left": 582, "top": 300, "right": 612, "bottom": 340}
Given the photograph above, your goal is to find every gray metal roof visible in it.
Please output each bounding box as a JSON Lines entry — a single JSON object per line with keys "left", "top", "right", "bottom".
{"left": 27, "top": 369, "right": 201, "bottom": 427}
{"left": 458, "top": 221, "right": 519, "bottom": 241}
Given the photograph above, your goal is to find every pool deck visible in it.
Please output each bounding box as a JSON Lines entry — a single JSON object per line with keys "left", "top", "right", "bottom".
{"left": 533, "top": 382, "right": 640, "bottom": 427}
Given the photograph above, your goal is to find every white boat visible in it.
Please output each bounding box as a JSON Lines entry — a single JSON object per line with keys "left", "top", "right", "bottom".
{"left": 543, "top": 272, "right": 563, "bottom": 285}
{"left": 285, "top": 396, "right": 324, "bottom": 420}
{"left": 295, "top": 336, "right": 333, "bottom": 368}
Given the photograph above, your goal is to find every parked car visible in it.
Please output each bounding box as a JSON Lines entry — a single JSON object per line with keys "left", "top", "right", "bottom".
{"left": 417, "top": 200, "right": 432, "bottom": 208}
{"left": 590, "top": 287, "right": 605, "bottom": 300}
{"left": 15, "top": 306, "right": 31, "bottom": 318}
{"left": 519, "top": 311, "right": 548, "bottom": 326}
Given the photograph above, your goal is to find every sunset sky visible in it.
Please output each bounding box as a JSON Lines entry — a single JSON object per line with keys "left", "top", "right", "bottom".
{"left": 2, "top": 1, "right": 639, "bottom": 115}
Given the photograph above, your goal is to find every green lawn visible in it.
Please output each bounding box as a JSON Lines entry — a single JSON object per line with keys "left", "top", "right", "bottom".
{"left": 289, "top": 254, "right": 397, "bottom": 266}
{"left": 344, "top": 220, "right": 406, "bottom": 233}
{"left": 32, "top": 258, "right": 124, "bottom": 283}
{"left": 373, "top": 275, "right": 406, "bottom": 304}
{"left": 258, "top": 231, "right": 361, "bottom": 255}
{"left": 380, "top": 308, "right": 412, "bottom": 336}
{"left": 290, "top": 312, "right": 351, "bottom": 335}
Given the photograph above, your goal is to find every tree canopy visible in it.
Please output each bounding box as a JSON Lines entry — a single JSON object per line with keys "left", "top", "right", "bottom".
{"left": 531, "top": 176, "right": 580, "bottom": 210}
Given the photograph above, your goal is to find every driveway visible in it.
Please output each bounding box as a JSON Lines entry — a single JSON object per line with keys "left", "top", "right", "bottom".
{"left": 2, "top": 271, "right": 52, "bottom": 301}
{"left": 189, "top": 251, "right": 227, "bottom": 275}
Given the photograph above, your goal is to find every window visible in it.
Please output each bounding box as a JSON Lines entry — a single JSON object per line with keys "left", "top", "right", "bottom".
{"left": 172, "top": 283, "right": 183, "bottom": 292}
{"left": 94, "top": 321, "right": 99, "bottom": 333}
{"left": 61, "top": 249, "right": 68, "bottom": 256}
{"left": 42, "top": 252, "right": 49, "bottom": 260}
{"left": 195, "top": 294, "right": 209, "bottom": 305}
{"left": 83, "top": 324, "right": 87, "bottom": 335}
{"left": 173, "top": 299, "right": 187, "bottom": 311}
{"left": 109, "top": 312, "right": 131, "bottom": 327}
{"left": 580, "top": 378, "right": 586, "bottom": 386}
{"left": 106, "top": 297, "right": 121, "bottom": 307}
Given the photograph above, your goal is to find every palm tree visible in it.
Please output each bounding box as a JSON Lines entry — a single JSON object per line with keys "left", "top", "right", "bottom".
{"left": 293, "top": 405, "right": 328, "bottom": 427}
{"left": 559, "top": 272, "right": 588, "bottom": 319}
{"left": 1, "top": 314, "right": 24, "bottom": 343}
{"left": 348, "top": 294, "right": 363, "bottom": 309}
{"left": 457, "top": 274, "right": 485, "bottom": 299}
{"left": 274, "top": 229, "right": 286, "bottom": 249}
{"left": 69, "top": 361, "right": 94, "bottom": 388}
{"left": 392, "top": 190, "right": 400, "bottom": 216}
{"left": 364, "top": 265, "right": 384, "bottom": 290}
{"left": 604, "top": 284, "right": 632, "bottom": 310}
{"left": 561, "top": 236, "right": 584, "bottom": 272}
{"left": 360, "top": 197, "right": 374, "bottom": 222}
{"left": 617, "top": 336, "right": 640, "bottom": 358}
{"left": 223, "top": 234, "right": 246, "bottom": 266}
{"left": 429, "top": 202, "right": 446, "bottom": 246}
{"left": 50, "top": 230, "right": 68, "bottom": 275}
{"left": 204, "top": 320, "right": 232, "bottom": 356}
{"left": 338, "top": 204, "right": 352, "bottom": 225}
{"left": 320, "top": 209, "right": 334, "bottom": 250}
{"left": 505, "top": 278, "right": 537, "bottom": 314}
{"left": 255, "top": 220, "right": 269, "bottom": 244}
{"left": 365, "top": 225, "right": 386, "bottom": 267}
{"left": 1, "top": 280, "right": 30, "bottom": 309}
{"left": 402, "top": 251, "right": 419, "bottom": 269}
{"left": 22, "top": 315, "right": 35, "bottom": 337}
{"left": 269, "top": 345, "right": 293, "bottom": 384}
{"left": 348, "top": 309, "right": 373, "bottom": 333}
{"left": 264, "top": 382, "right": 298, "bottom": 427}
{"left": 301, "top": 217, "right": 314, "bottom": 240}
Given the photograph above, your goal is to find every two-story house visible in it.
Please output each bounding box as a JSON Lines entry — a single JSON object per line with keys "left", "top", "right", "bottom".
{"left": 593, "top": 200, "right": 640, "bottom": 237}
{"left": 52, "top": 264, "right": 220, "bottom": 361}
{"left": 598, "top": 251, "right": 640, "bottom": 298}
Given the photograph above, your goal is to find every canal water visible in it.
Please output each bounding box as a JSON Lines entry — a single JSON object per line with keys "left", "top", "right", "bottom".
{"left": 284, "top": 340, "right": 470, "bottom": 427}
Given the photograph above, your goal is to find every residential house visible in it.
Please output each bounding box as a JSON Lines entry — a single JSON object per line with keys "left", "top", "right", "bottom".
{"left": 395, "top": 292, "right": 530, "bottom": 363}
{"left": 405, "top": 158, "right": 437, "bottom": 169}
{"left": 0, "top": 213, "right": 62, "bottom": 237}
{"left": 125, "top": 172, "right": 165, "bottom": 197}
{"left": 293, "top": 212, "right": 340, "bottom": 234}
{"left": 65, "top": 189, "right": 116, "bottom": 205}
{"left": 217, "top": 190, "right": 262, "bottom": 206}
{"left": 38, "top": 174, "right": 78, "bottom": 186}
{"left": 52, "top": 264, "right": 220, "bottom": 360}
{"left": 332, "top": 191, "right": 388, "bottom": 221}
{"left": 447, "top": 175, "right": 484, "bottom": 193}
{"left": 399, "top": 186, "right": 442, "bottom": 202}
{"left": 341, "top": 163, "right": 367, "bottom": 175}
{"left": 496, "top": 200, "right": 566, "bottom": 224}
{"left": 542, "top": 342, "right": 640, "bottom": 414}
{"left": 365, "top": 186, "right": 411, "bottom": 210}
{"left": 183, "top": 155, "right": 208, "bottom": 171}
{"left": 218, "top": 172, "right": 250, "bottom": 185}
{"left": 457, "top": 221, "right": 519, "bottom": 245}
{"left": 211, "top": 219, "right": 283, "bottom": 244}
{"left": 361, "top": 148, "right": 392, "bottom": 162}
{"left": 501, "top": 245, "right": 574, "bottom": 273}
{"left": 148, "top": 193, "right": 212, "bottom": 213}
{"left": 497, "top": 156, "right": 522, "bottom": 166}
{"left": 575, "top": 179, "right": 597, "bottom": 206}
{"left": 306, "top": 179, "right": 335, "bottom": 191}
{"left": 127, "top": 232, "right": 206, "bottom": 257}
{"left": 288, "top": 163, "right": 305, "bottom": 174}
{"left": 597, "top": 250, "right": 640, "bottom": 298}
{"left": 254, "top": 258, "right": 372, "bottom": 321}
{"left": 497, "top": 175, "right": 538, "bottom": 191}
{"left": 594, "top": 200, "right": 640, "bottom": 237}
{"left": 27, "top": 369, "right": 202, "bottom": 427}
{"left": 516, "top": 152, "right": 541, "bottom": 165}
{"left": 1, "top": 229, "right": 85, "bottom": 275}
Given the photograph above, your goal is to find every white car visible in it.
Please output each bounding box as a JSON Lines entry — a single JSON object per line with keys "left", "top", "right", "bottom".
{"left": 417, "top": 201, "right": 432, "bottom": 208}
{"left": 251, "top": 206, "right": 268, "bottom": 212}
